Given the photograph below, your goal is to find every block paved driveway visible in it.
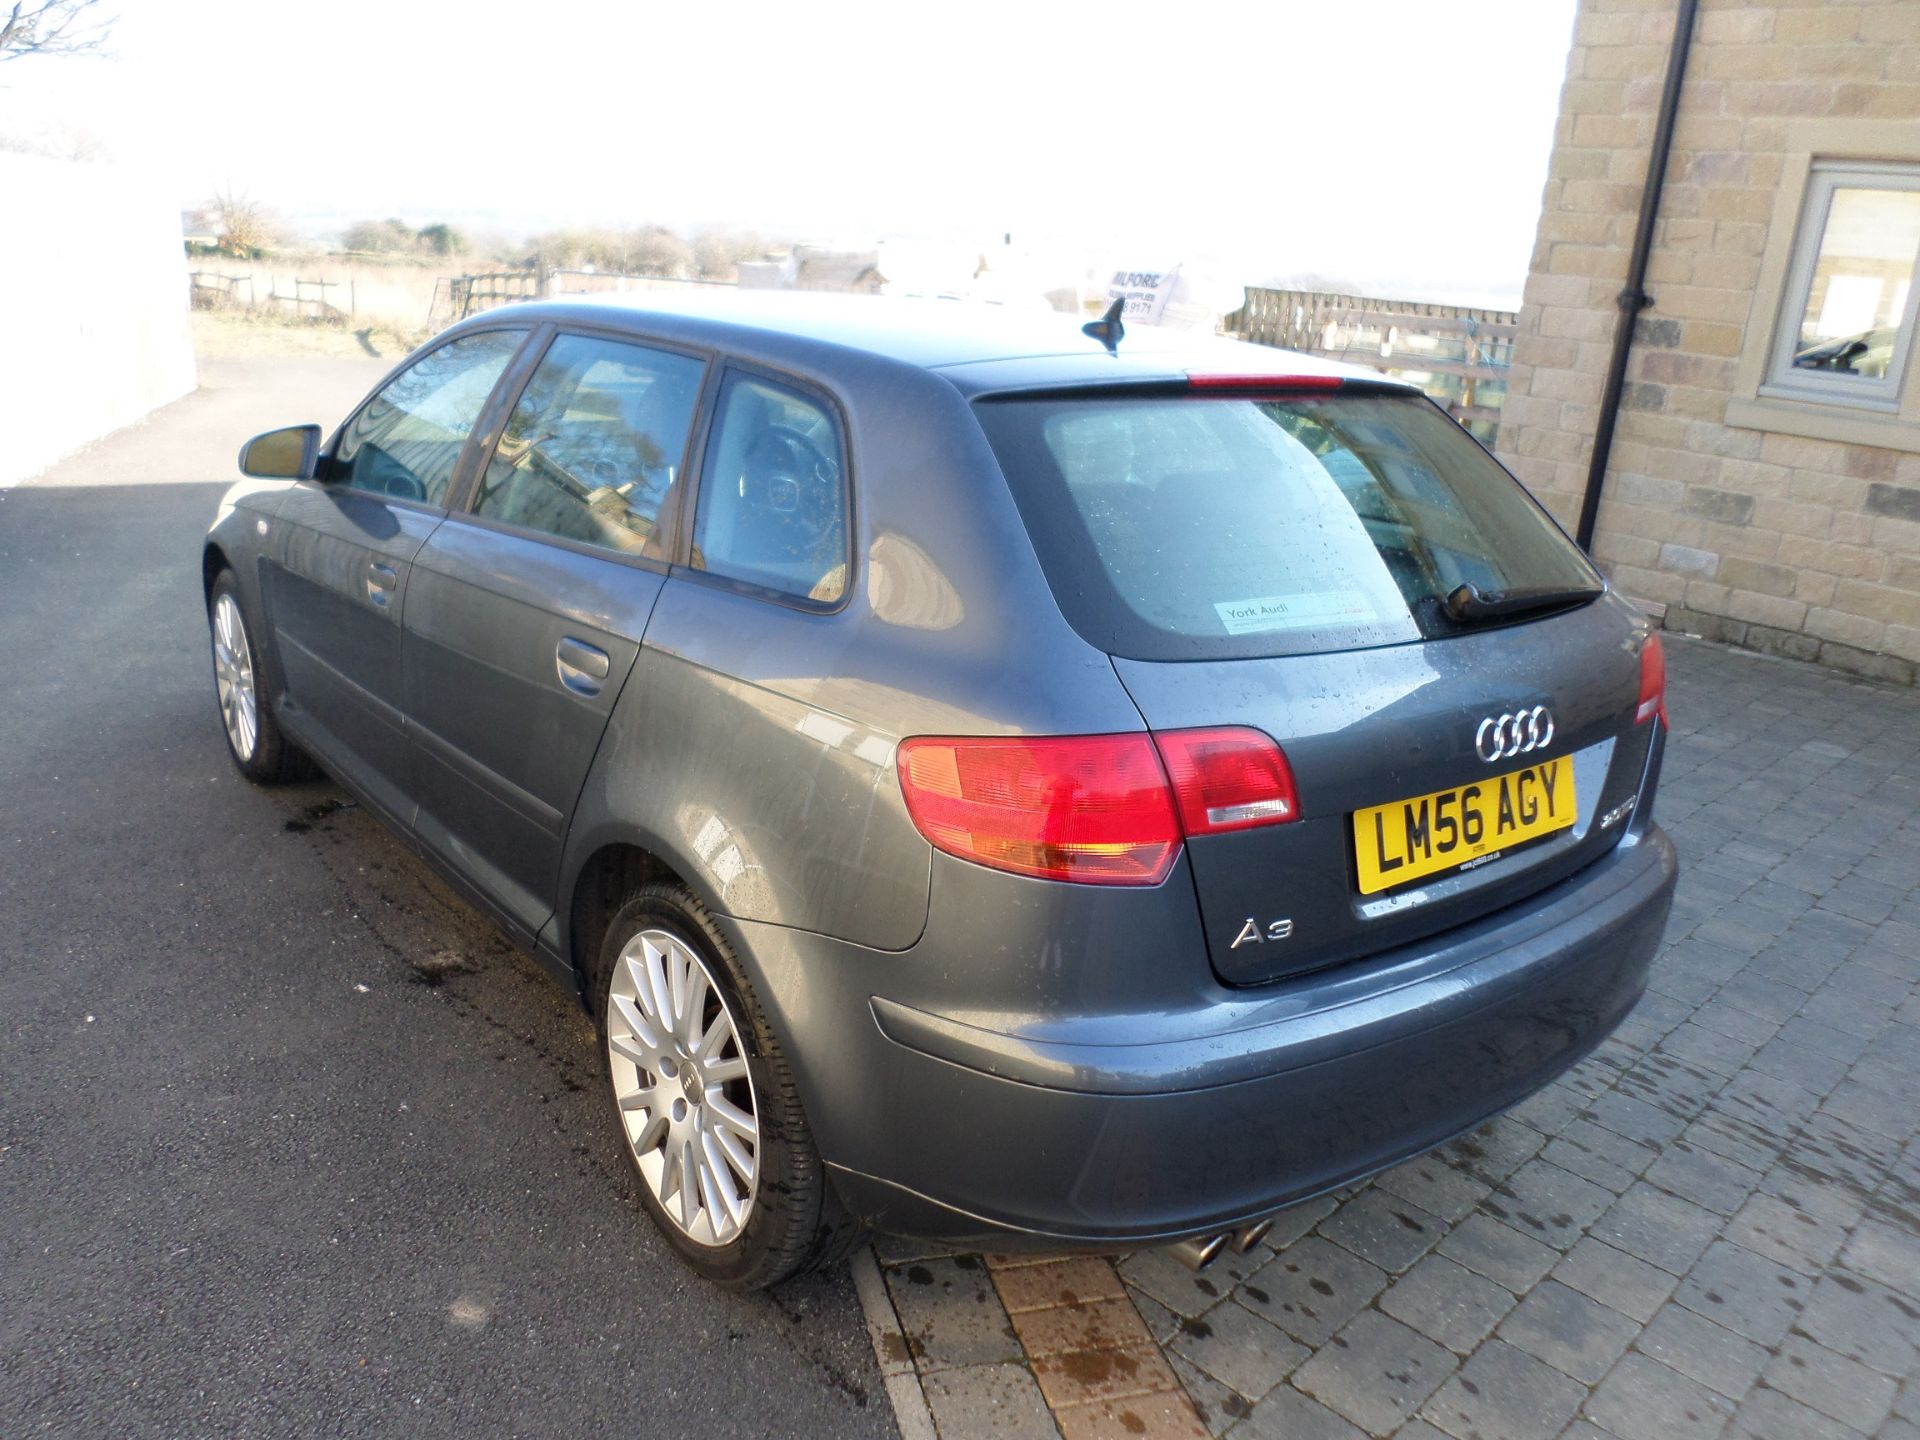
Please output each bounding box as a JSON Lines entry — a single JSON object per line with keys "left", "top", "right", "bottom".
{"left": 875, "top": 637, "right": 1920, "bottom": 1440}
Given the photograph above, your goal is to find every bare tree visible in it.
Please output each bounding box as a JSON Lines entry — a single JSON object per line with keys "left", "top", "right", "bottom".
{"left": 526, "top": 226, "right": 695, "bottom": 277}
{"left": 625, "top": 227, "right": 693, "bottom": 279}
{"left": 0, "top": 117, "right": 107, "bottom": 159}
{"left": 417, "top": 223, "right": 467, "bottom": 257}
{"left": 342, "top": 217, "right": 418, "bottom": 254}
{"left": 210, "top": 188, "right": 277, "bottom": 258}
{"left": 694, "top": 229, "right": 766, "bottom": 282}
{"left": 0, "top": 1, "right": 113, "bottom": 62}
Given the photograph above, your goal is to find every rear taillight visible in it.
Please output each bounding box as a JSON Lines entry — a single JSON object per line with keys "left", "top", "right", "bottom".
{"left": 1153, "top": 727, "right": 1300, "bottom": 835}
{"left": 1635, "top": 633, "right": 1667, "bottom": 726}
{"left": 895, "top": 728, "right": 1300, "bottom": 886}
{"left": 896, "top": 734, "right": 1180, "bottom": 885}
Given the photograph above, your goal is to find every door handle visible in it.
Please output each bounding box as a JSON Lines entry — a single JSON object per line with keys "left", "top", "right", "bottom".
{"left": 556, "top": 636, "right": 611, "bottom": 697}
{"left": 366, "top": 561, "right": 399, "bottom": 608}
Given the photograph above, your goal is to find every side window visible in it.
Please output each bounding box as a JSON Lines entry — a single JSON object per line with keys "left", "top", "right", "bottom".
{"left": 472, "top": 334, "right": 705, "bottom": 559}
{"left": 692, "top": 374, "right": 848, "bottom": 604}
{"left": 331, "top": 331, "right": 522, "bottom": 504}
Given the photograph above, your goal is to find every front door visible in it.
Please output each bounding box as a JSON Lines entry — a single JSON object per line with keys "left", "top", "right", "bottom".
{"left": 264, "top": 329, "right": 527, "bottom": 816}
{"left": 401, "top": 330, "right": 709, "bottom": 938}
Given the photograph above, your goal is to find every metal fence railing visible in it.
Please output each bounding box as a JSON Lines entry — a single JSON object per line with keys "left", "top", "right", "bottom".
{"left": 1228, "top": 287, "right": 1518, "bottom": 442}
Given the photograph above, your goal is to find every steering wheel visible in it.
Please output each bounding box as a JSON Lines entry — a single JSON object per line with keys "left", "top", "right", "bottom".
{"left": 357, "top": 444, "right": 427, "bottom": 502}
{"left": 745, "top": 424, "right": 839, "bottom": 547}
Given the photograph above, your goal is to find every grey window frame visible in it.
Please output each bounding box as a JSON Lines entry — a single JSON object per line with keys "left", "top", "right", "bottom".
{"left": 446, "top": 322, "right": 717, "bottom": 576}
{"left": 1760, "top": 159, "right": 1920, "bottom": 415}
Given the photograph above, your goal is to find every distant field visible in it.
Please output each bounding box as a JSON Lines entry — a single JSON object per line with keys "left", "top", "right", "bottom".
{"left": 182, "top": 257, "right": 751, "bottom": 366}
{"left": 190, "top": 310, "right": 428, "bottom": 363}
{"left": 185, "top": 253, "right": 471, "bottom": 331}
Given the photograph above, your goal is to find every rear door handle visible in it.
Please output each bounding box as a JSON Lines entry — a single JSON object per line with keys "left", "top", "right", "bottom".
{"left": 366, "top": 561, "right": 399, "bottom": 608}
{"left": 556, "top": 636, "right": 611, "bottom": 697}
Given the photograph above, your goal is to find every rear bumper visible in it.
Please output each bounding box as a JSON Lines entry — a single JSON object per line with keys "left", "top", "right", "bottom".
{"left": 809, "top": 823, "right": 1675, "bottom": 1248}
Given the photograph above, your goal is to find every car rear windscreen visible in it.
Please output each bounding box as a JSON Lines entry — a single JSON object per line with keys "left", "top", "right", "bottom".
{"left": 974, "top": 390, "right": 1604, "bottom": 661}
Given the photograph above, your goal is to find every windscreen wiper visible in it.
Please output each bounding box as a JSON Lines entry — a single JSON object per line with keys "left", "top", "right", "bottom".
{"left": 1444, "top": 582, "right": 1604, "bottom": 623}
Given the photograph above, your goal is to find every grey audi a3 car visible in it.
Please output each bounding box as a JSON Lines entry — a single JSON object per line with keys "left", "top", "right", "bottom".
{"left": 203, "top": 292, "right": 1676, "bottom": 1287}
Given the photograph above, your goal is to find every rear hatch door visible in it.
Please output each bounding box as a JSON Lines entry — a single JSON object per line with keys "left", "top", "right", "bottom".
{"left": 974, "top": 378, "right": 1661, "bottom": 985}
{"left": 1113, "top": 598, "right": 1655, "bottom": 984}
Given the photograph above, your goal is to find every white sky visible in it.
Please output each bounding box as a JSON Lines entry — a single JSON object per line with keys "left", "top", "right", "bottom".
{"left": 1, "top": 0, "right": 1578, "bottom": 306}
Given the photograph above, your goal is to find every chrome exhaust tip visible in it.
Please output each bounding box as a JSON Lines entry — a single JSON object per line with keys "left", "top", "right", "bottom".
{"left": 1167, "top": 1232, "right": 1231, "bottom": 1272}
{"left": 1232, "top": 1219, "right": 1274, "bottom": 1253}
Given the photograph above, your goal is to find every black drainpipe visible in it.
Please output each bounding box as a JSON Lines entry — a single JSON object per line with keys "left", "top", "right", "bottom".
{"left": 1574, "top": 0, "right": 1700, "bottom": 552}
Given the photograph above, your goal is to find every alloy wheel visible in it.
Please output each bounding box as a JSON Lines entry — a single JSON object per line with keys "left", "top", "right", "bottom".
{"left": 211, "top": 592, "right": 258, "bottom": 762}
{"left": 606, "top": 928, "right": 760, "bottom": 1247}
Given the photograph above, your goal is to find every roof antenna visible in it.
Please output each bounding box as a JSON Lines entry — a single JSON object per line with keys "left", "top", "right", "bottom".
{"left": 1082, "top": 297, "right": 1125, "bottom": 354}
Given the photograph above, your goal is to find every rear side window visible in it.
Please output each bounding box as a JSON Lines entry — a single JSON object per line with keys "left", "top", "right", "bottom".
{"left": 331, "top": 330, "right": 522, "bottom": 505}
{"left": 691, "top": 374, "right": 848, "bottom": 604}
{"left": 472, "top": 333, "right": 705, "bottom": 559}
{"left": 975, "top": 392, "right": 1601, "bottom": 661}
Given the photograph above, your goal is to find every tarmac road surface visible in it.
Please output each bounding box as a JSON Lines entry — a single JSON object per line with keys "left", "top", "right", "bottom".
{"left": 0, "top": 356, "right": 897, "bottom": 1439}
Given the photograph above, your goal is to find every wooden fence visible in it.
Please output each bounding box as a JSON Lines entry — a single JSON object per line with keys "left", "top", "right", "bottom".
{"left": 188, "top": 271, "right": 254, "bottom": 308}
{"left": 1228, "top": 287, "right": 1518, "bottom": 441}
{"left": 269, "top": 276, "right": 353, "bottom": 319}
{"left": 189, "top": 270, "right": 354, "bottom": 319}
{"left": 426, "top": 269, "right": 729, "bottom": 328}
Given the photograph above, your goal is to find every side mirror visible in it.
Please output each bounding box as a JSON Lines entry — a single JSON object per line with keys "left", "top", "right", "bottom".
{"left": 238, "top": 424, "right": 323, "bottom": 480}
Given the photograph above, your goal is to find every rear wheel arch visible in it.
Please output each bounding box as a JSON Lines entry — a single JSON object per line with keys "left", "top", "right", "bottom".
{"left": 591, "top": 877, "right": 866, "bottom": 1285}
{"left": 568, "top": 840, "right": 709, "bottom": 1015}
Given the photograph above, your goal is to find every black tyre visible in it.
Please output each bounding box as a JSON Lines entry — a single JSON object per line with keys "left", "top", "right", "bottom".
{"left": 207, "top": 569, "right": 315, "bottom": 784}
{"left": 592, "top": 881, "right": 864, "bottom": 1288}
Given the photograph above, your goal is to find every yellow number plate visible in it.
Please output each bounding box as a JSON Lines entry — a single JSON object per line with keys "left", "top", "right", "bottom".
{"left": 1351, "top": 755, "right": 1577, "bottom": 896}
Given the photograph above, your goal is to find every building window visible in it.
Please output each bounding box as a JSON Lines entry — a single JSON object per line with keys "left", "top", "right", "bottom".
{"left": 1762, "top": 163, "right": 1920, "bottom": 414}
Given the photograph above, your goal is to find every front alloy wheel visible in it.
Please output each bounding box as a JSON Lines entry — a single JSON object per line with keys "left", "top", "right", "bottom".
{"left": 606, "top": 928, "right": 759, "bottom": 1247}
{"left": 211, "top": 590, "right": 259, "bottom": 763}
{"left": 206, "top": 569, "right": 312, "bottom": 784}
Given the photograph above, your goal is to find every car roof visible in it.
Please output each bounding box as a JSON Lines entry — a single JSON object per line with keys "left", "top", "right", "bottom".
{"left": 469, "top": 290, "right": 1413, "bottom": 398}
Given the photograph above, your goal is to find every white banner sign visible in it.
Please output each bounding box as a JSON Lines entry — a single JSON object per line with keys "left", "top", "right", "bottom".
{"left": 1106, "top": 265, "right": 1181, "bottom": 325}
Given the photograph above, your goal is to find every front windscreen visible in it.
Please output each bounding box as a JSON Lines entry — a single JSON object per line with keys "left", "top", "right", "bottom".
{"left": 974, "top": 391, "right": 1602, "bottom": 661}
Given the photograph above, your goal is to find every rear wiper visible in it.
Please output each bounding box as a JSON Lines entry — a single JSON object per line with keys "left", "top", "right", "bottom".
{"left": 1444, "top": 582, "right": 1604, "bottom": 623}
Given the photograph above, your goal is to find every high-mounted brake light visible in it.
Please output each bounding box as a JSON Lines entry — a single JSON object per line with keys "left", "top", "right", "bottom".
{"left": 1186, "top": 373, "right": 1345, "bottom": 391}
{"left": 1635, "top": 633, "right": 1667, "bottom": 726}
{"left": 896, "top": 728, "right": 1301, "bottom": 886}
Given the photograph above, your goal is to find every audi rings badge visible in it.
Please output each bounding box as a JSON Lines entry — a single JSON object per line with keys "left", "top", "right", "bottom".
{"left": 1475, "top": 706, "right": 1555, "bottom": 763}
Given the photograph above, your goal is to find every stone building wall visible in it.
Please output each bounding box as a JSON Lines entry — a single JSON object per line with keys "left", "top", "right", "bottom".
{"left": 1494, "top": 0, "right": 1920, "bottom": 684}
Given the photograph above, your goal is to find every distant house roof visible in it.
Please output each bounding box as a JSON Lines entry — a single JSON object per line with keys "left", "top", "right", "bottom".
{"left": 794, "top": 252, "right": 885, "bottom": 293}
{"left": 735, "top": 257, "right": 796, "bottom": 289}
